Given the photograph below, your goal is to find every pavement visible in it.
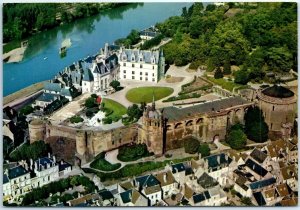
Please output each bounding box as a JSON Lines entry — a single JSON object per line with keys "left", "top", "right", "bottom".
{"left": 105, "top": 64, "right": 205, "bottom": 109}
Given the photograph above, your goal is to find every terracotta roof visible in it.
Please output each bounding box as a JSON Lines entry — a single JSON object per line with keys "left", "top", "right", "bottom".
{"left": 280, "top": 165, "right": 297, "bottom": 180}
{"left": 184, "top": 184, "right": 195, "bottom": 199}
{"left": 264, "top": 188, "right": 275, "bottom": 198}
{"left": 267, "top": 139, "right": 293, "bottom": 158}
{"left": 276, "top": 183, "right": 290, "bottom": 197}
{"left": 120, "top": 181, "right": 134, "bottom": 190}
{"left": 144, "top": 185, "right": 161, "bottom": 195}
{"left": 155, "top": 171, "right": 176, "bottom": 187}
{"left": 280, "top": 198, "right": 298, "bottom": 206}
{"left": 132, "top": 190, "right": 141, "bottom": 204}
{"left": 250, "top": 148, "right": 267, "bottom": 163}
{"left": 68, "top": 193, "right": 99, "bottom": 206}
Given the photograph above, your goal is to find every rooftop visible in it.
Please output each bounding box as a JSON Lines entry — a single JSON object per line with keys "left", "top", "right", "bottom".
{"left": 162, "top": 96, "right": 249, "bottom": 121}
{"left": 262, "top": 85, "right": 294, "bottom": 98}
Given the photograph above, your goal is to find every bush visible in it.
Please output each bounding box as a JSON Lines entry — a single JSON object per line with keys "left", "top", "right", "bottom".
{"left": 109, "top": 80, "right": 121, "bottom": 91}
{"left": 19, "top": 105, "right": 34, "bottom": 115}
{"left": 184, "top": 137, "right": 200, "bottom": 154}
{"left": 118, "top": 143, "right": 151, "bottom": 162}
{"left": 90, "top": 152, "right": 121, "bottom": 171}
{"left": 85, "top": 97, "right": 97, "bottom": 108}
{"left": 91, "top": 94, "right": 98, "bottom": 98}
{"left": 214, "top": 66, "right": 224, "bottom": 79}
{"left": 198, "top": 143, "right": 210, "bottom": 157}
{"left": 234, "top": 70, "right": 249, "bottom": 85}
{"left": 85, "top": 107, "right": 99, "bottom": 118}
{"left": 70, "top": 115, "right": 83, "bottom": 124}
{"left": 102, "top": 117, "right": 112, "bottom": 124}
{"left": 226, "top": 129, "right": 247, "bottom": 150}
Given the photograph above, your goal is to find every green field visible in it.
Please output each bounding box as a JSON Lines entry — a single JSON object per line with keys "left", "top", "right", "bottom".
{"left": 102, "top": 98, "right": 127, "bottom": 118}
{"left": 126, "top": 86, "right": 174, "bottom": 103}
{"left": 206, "top": 77, "right": 244, "bottom": 91}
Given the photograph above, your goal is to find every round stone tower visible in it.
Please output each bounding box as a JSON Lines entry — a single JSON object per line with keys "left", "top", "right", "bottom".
{"left": 257, "top": 85, "right": 297, "bottom": 139}
{"left": 76, "top": 131, "right": 87, "bottom": 157}
{"left": 29, "top": 119, "right": 46, "bottom": 144}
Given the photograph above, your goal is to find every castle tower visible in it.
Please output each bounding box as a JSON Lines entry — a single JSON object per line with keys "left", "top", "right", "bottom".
{"left": 158, "top": 50, "right": 165, "bottom": 81}
{"left": 29, "top": 119, "right": 46, "bottom": 144}
{"left": 139, "top": 100, "right": 165, "bottom": 156}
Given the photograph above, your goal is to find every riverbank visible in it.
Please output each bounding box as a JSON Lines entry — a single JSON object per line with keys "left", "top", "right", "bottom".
{"left": 4, "top": 81, "right": 45, "bottom": 107}
{"left": 3, "top": 46, "right": 27, "bottom": 63}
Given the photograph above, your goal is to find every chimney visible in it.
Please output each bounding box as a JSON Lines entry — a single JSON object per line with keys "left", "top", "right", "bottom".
{"left": 104, "top": 43, "right": 109, "bottom": 57}
{"left": 199, "top": 153, "right": 202, "bottom": 160}
{"left": 47, "top": 163, "right": 50, "bottom": 169}
{"left": 35, "top": 161, "right": 38, "bottom": 170}
{"left": 30, "top": 159, "right": 33, "bottom": 168}
{"left": 53, "top": 156, "right": 56, "bottom": 163}
{"left": 163, "top": 173, "right": 167, "bottom": 183}
{"left": 24, "top": 162, "right": 28, "bottom": 171}
{"left": 217, "top": 155, "right": 221, "bottom": 165}
{"left": 4, "top": 169, "right": 8, "bottom": 176}
{"left": 129, "top": 191, "right": 132, "bottom": 200}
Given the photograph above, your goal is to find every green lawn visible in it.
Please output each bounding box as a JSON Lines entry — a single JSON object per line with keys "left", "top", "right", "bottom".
{"left": 90, "top": 158, "right": 121, "bottom": 172}
{"left": 206, "top": 77, "right": 244, "bottom": 91}
{"left": 126, "top": 86, "right": 174, "bottom": 103}
{"left": 102, "top": 98, "right": 127, "bottom": 118}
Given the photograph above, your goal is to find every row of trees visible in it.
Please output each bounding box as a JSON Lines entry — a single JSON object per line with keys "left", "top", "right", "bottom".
{"left": 158, "top": 2, "right": 296, "bottom": 83}
{"left": 3, "top": 3, "right": 129, "bottom": 43}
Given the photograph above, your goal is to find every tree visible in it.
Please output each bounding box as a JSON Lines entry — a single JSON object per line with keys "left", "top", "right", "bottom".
{"left": 85, "top": 97, "right": 97, "bottom": 108}
{"left": 223, "top": 60, "right": 231, "bottom": 75}
{"left": 234, "top": 70, "right": 249, "bottom": 85}
{"left": 184, "top": 137, "right": 200, "bottom": 154}
{"left": 127, "top": 104, "right": 142, "bottom": 121}
{"left": 214, "top": 66, "right": 223, "bottom": 79}
{"left": 198, "top": 143, "right": 210, "bottom": 157}
{"left": 19, "top": 105, "right": 34, "bottom": 116}
{"left": 109, "top": 80, "right": 121, "bottom": 91}
{"left": 206, "top": 4, "right": 216, "bottom": 12}
{"left": 226, "top": 129, "right": 247, "bottom": 150}
{"left": 244, "top": 106, "right": 269, "bottom": 143}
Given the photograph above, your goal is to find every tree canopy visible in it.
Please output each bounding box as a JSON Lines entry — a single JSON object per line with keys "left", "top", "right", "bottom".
{"left": 184, "top": 137, "right": 200, "bottom": 154}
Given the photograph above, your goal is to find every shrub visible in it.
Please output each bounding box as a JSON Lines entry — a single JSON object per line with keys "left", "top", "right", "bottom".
{"left": 90, "top": 152, "right": 121, "bottom": 171}
{"left": 198, "top": 143, "right": 210, "bottom": 157}
{"left": 184, "top": 137, "right": 200, "bottom": 154}
{"left": 214, "top": 66, "right": 224, "bottom": 79}
{"left": 19, "top": 105, "right": 34, "bottom": 115}
{"left": 102, "top": 117, "right": 112, "bottom": 124}
{"left": 70, "top": 115, "right": 83, "bottom": 124}
{"left": 117, "top": 143, "right": 151, "bottom": 162}
{"left": 91, "top": 94, "right": 98, "bottom": 98}
{"left": 85, "top": 97, "right": 97, "bottom": 108}
{"left": 226, "top": 129, "right": 247, "bottom": 150}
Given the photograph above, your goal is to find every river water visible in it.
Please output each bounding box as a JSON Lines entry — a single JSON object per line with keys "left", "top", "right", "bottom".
{"left": 3, "top": 3, "right": 193, "bottom": 96}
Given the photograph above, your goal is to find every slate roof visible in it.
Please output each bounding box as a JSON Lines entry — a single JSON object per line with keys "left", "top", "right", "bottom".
{"left": 253, "top": 192, "right": 266, "bottom": 206}
{"left": 140, "top": 30, "right": 159, "bottom": 38}
{"left": 83, "top": 68, "right": 94, "bottom": 82}
{"left": 171, "top": 162, "right": 193, "bottom": 176}
{"left": 204, "top": 153, "right": 232, "bottom": 172}
{"left": 120, "top": 190, "right": 138, "bottom": 205}
{"left": 249, "top": 177, "right": 276, "bottom": 190}
{"left": 4, "top": 165, "right": 29, "bottom": 183}
{"left": 197, "top": 172, "right": 218, "bottom": 189}
{"left": 192, "top": 191, "right": 210, "bottom": 204}
{"left": 35, "top": 157, "right": 56, "bottom": 171}
{"left": 44, "top": 81, "right": 62, "bottom": 93}
{"left": 58, "top": 161, "right": 72, "bottom": 172}
{"left": 36, "top": 93, "right": 59, "bottom": 102}
{"left": 262, "top": 85, "right": 294, "bottom": 98}
{"left": 162, "top": 97, "right": 249, "bottom": 121}
{"left": 135, "top": 174, "right": 160, "bottom": 188}
{"left": 122, "top": 49, "right": 160, "bottom": 64}
{"left": 250, "top": 148, "right": 267, "bottom": 164}
{"left": 98, "top": 189, "right": 114, "bottom": 200}
{"left": 245, "top": 159, "right": 268, "bottom": 177}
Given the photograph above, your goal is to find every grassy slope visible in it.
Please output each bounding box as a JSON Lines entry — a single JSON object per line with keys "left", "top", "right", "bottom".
{"left": 126, "top": 86, "right": 174, "bottom": 103}
{"left": 102, "top": 98, "right": 127, "bottom": 118}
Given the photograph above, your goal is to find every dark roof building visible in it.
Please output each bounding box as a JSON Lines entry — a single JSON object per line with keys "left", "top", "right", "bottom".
{"left": 3, "top": 165, "right": 30, "bottom": 184}
{"left": 197, "top": 172, "right": 218, "bottom": 189}
{"left": 249, "top": 177, "right": 276, "bottom": 190}
{"left": 250, "top": 148, "right": 267, "bottom": 164}
{"left": 204, "top": 153, "right": 232, "bottom": 172}
{"left": 262, "top": 85, "right": 294, "bottom": 98}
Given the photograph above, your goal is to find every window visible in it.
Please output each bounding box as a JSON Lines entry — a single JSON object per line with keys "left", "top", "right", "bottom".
{"left": 132, "top": 76, "right": 135, "bottom": 79}
{"left": 112, "top": 141, "right": 114, "bottom": 145}
{"left": 273, "top": 106, "right": 275, "bottom": 111}
{"left": 152, "top": 78, "right": 155, "bottom": 82}
{"left": 132, "top": 64, "right": 135, "bottom": 67}
{"left": 140, "top": 77, "right": 142, "bottom": 81}
{"left": 123, "top": 70, "right": 126, "bottom": 73}
{"left": 140, "top": 72, "right": 142, "bottom": 75}
{"left": 146, "top": 77, "right": 148, "bottom": 81}
{"left": 271, "top": 123, "right": 273, "bottom": 129}
{"left": 152, "top": 66, "right": 154, "bottom": 70}
{"left": 84, "top": 82, "right": 86, "bottom": 85}
{"left": 124, "top": 75, "right": 126, "bottom": 79}
{"left": 123, "top": 63, "right": 126, "bottom": 67}
{"left": 132, "top": 71, "right": 135, "bottom": 74}
{"left": 145, "top": 72, "right": 148, "bottom": 76}
{"left": 119, "top": 138, "right": 121, "bottom": 143}
{"left": 140, "top": 64, "right": 143, "bottom": 68}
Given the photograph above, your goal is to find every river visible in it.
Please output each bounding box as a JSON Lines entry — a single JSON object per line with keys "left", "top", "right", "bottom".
{"left": 3, "top": 3, "right": 194, "bottom": 96}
